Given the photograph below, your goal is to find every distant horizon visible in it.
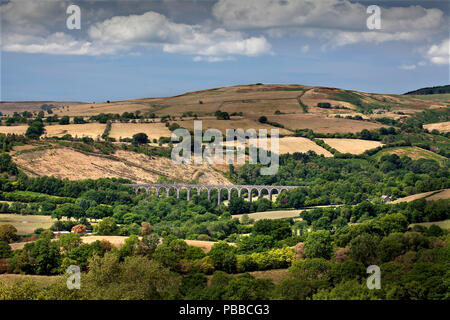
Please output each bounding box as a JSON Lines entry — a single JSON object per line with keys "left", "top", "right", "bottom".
{"left": 2, "top": 81, "right": 449, "bottom": 104}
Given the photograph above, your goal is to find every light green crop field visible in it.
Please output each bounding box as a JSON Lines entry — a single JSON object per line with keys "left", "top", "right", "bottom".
{"left": 409, "top": 219, "right": 450, "bottom": 230}
{"left": 0, "top": 214, "right": 54, "bottom": 235}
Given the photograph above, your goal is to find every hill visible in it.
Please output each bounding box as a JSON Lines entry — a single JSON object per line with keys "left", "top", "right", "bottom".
{"left": 404, "top": 85, "right": 450, "bottom": 95}
{"left": 0, "top": 101, "right": 85, "bottom": 115}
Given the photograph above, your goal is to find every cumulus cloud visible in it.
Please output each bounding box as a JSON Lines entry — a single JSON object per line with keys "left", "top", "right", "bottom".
{"left": 1, "top": 4, "right": 271, "bottom": 60}
{"left": 425, "top": 39, "right": 450, "bottom": 65}
{"left": 212, "top": 0, "right": 446, "bottom": 46}
{"left": 89, "top": 12, "right": 271, "bottom": 57}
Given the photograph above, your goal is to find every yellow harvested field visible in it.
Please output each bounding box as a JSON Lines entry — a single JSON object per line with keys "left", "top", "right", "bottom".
{"left": 322, "top": 138, "right": 383, "bottom": 154}
{"left": 43, "top": 123, "right": 106, "bottom": 138}
{"left": 233, "top": 210, "right": 303, "bottom": 221}
{"left": 219, "top": 137, "right": 332, "bottom": 157}
{"left": 423, "top": 121, "right": 450, "bottom": 132}
{"left": 426, "top": 189, "right": 450, "bottom": 200}
{"left": 81, "top": 235, "right": 130, "bottom": 247}
{"left": 0, "top": 214, "right": 54, "bottom": 235}
{"left": 109, "top": 122, "right": 172, "bottom": 140}
{"left": 391, "top": 188, "right": 450, "bottom": 203}
{"left": 256, "top": 137, "right": 332, "bottom": 156}
{"left": 268, "top": 114, "right": 384, "bottom": 133}
{"left": 180, "top": 118, "right": 291, "bottom": 135}
{"left": 0, "top": 125, "right": 28, "bottom": 135}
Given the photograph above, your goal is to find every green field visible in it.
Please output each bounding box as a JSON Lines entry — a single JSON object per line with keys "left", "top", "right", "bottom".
{"left": 409, "top": 219, "right": 450, "bottom": 230}
{"left": 372, "top": 146, "right": 446, "bottom": 163}
{"left": 0, "top": 213, "right": 55, "bottom": 235}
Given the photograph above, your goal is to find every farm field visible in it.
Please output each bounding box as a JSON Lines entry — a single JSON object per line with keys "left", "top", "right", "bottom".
{"left": 220, "top": 137, "right": 333, "bottom": 157}
{"left": 180, "top": 118, "right": 292, "bottom": 135}
{"left": 391, "top": 188, "right": 450, "bottom": 203}
{"left": 322, "top": 138, "right": 383, "bottom": 154}
{"left": 233, "top": 210, "right": 303, "bottom": 221}
{"left": 409, "top": 219, "right": 450, "bottom": 230}
{"left": 423, "top": 121, "right": 450, "bottom": 132}
{"left": 267, "top": 114, "right": 385, "bottom": 133}
{"left": 109, "top": 122, "right": 172, "bottom": 140}
{"left": 373, "top": 146, "right": 446, "bottom": 162}
{"left": 0, "top": 214, "right": 54, "bottom": 235}
{"left": 0, "top": 125, "right": 27, "bottom": 135}
{"left": 0, "top": 274, "right": 62, "bottom": 288}
{"left": 43, "top": 123, "right": 106, "bottom": 138}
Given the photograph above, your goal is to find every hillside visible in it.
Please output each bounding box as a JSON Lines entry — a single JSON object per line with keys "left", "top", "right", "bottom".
{"left": 0, "top": 101, "right": 85, "bottom": 114}
{"left": 11, "top": 143, "right": 232, "bottom": 185}
{"left": 405, "top": 85, "right": 450, "bottom": 95}
{"left": 4, "top": 84, "right": 447, "bottom": 119}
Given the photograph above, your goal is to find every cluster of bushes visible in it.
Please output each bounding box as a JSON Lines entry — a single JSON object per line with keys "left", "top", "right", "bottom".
{"left": 214, "top": 110, "right": 230, "bottom": 120}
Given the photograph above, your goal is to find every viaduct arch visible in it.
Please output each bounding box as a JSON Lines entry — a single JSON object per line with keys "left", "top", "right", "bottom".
{"left": 128, "top": 184, "right": 299, "bottom": 205}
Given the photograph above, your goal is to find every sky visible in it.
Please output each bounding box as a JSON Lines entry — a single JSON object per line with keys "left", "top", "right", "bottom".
{"left": 0, "top": 0, "right": 449, "bottom": 102}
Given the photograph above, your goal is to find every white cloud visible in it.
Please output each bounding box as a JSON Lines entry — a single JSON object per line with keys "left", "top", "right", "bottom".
{"left": 1, "top": 7, "right": 271, "bottom": 60}
{"left": 398, "top": 64, "right": 416, "bottom": 70}
{"left": 89, "top": 12, "right": 271, "bottom": 58}
{"left": 301, "top": 45, "right": 309, "bottom": 53}
{"left": 212, "top": 0, "right": 446, "bottom": 46}
{"left": 425, "top": 39, "right": 450, "bottom": 65}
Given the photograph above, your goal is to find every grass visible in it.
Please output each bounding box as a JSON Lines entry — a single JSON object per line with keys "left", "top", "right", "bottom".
{"left": 0, "top": 213, "right": 54, "bottom": 235}
{"left": 0, "top": 274, "right": 62, "bottom": 288}
{"left": 373, "top": 146, "right": 446, "bottom": 163}
{"left": 233, "top": 210, "right": 303, "bottom": 221}
{"left": 409, "top": 219, "right": 450, "bottom": 230}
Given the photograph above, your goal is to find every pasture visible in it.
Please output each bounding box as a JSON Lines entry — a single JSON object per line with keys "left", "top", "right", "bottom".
{"left": 267, "top": 114, "right": 384, "bottom": 133}
{"left": 322, "top": 138, "right": 383, "bottom": 154}
{"left": 423, "top": 121, "right": 450, "bottom": 132}
{"left": 233, "top": 210, "right": 303, "bottom": 221}
{"left": 109, "top": 122, "right": 172, "bottom": 141}
{"left": 0, "top": 214, "right": 54, "bottom": 235}
{"left": 43, "top": 123, "right": 106, "bottom": 138}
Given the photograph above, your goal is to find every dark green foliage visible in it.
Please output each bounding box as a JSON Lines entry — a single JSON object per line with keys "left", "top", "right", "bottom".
{"left": 25, "top": 119, "right": 44, "bottom": 139}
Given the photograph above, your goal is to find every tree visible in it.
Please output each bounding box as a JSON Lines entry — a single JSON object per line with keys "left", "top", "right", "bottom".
{"left": 140, "top": 222, "right": 152, "bottom": 236}
{"left": 286, "top": 188, "right": 308, "bottom": 209}
{"left": 25, "top": 119, "right": 44, "bottom": 139}
{"left": 0, "top": 241, "right": 12, "bottom": 258}
{"left": 0, "top": 224, "right": 19, "bottom": 243}
{"left": 132, "top": 132, "right": 149, "bottom": 145}
{"left": 376, "top": 233, "right": 406, "bottom": 262}
{"left": 58, "top": 116, "right": 70, "bottom": 125}
{"left": 208, "top": 241, "right": 237, "bottom": 273}
{"left": 214, "top": 110, "right": 230, "bottom": 120}
{"left": 57, "top": 233, "right": 82, "bottom": 255}
{"left": 289, "top": 258, "right": 331, "bottom": 281}
{"left": 258, "top": 116, "right": 267, "bottom": 123}
{"left": 81, "top": 253, "right": 180, "bottom": 299}
{"left": 94, "top": 217, "right": 118, "bottom": 235}
{"left": 349, "top": 233, "right": 380, "bottom": 265}
{"left": 16, "top": 238, "right": 62, "bottom": 275}
{"left": 253, "top": 219, "right": 292, "bottom": 241}
{"left": 303, "top": 230, "right": 333, "bottom": 260}
{"left": 228, "top": 197, "right": 250, "bottom": 215}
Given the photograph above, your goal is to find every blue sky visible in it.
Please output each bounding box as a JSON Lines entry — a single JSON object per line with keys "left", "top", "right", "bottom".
{"left": 1, "top": 0, "right": 449, "bottom": 102}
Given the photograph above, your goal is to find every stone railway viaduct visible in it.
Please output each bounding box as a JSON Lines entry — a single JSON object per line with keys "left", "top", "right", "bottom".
{"left": 128, "top": 184, "right": 299, "bottom": 205}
